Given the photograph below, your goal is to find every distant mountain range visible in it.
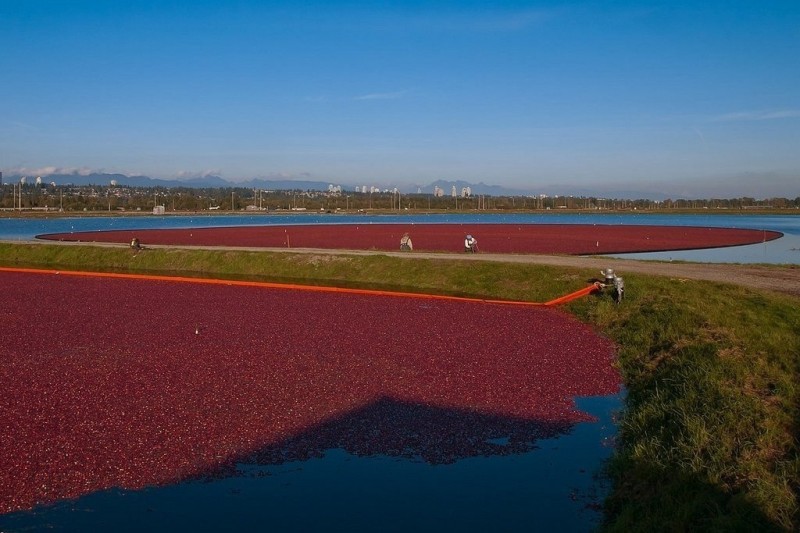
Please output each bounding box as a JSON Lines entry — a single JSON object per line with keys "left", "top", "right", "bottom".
{"left": 4, "top": 172, "right": 533, "bottom": 195}
{"left": 5, "top": 172, "right": 343, "bottom": 192}
{"left": 2, "top": 171, "right": 671, "bottom": 200}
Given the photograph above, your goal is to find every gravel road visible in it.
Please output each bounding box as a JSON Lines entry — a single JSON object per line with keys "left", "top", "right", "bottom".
{"left": 6, "top": 239, "right": 800, "bottom": 297}
{"left": 280, "top": 247, "right": 800, "bottom": 297}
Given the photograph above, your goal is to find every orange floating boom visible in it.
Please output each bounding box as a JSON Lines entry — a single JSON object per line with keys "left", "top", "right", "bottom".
{"left": 0, "top": 267, "right": 601, "bottom": 307}
{"left": 543, "top": 282, "right": 603, "bottom": 307}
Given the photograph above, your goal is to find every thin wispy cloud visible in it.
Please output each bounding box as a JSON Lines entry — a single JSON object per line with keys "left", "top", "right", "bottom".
{"left": 710, "top": 110, "right": 800, "bottom": 122}
{"left": 3, "top": 120, "right": 40, "bottom": 133}
{"left": 354, "top": 90, "right": 407, "bottom": 101}
{"left": 693, "top": 127, "right": 707, "bottom": 148}
{"left": 411, "top": 8, "right": 556, "bottom": 32}
{"left": 6, "top": 166, "right": 97, "bottom": 176}
{"left": 176, "top": 169, "right": 223, "bottom": 179}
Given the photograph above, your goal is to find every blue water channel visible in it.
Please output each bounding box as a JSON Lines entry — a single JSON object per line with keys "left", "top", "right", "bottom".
{"left": 1, "top": 211, "right": 799, "bottom": 264}
{"left": 0, "top": 212, "right": 796, "bottom": 531}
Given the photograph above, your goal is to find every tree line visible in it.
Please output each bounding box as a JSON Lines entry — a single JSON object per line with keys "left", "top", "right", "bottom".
{"left": 1, "top": 183, "right": 798, "bottom": 212}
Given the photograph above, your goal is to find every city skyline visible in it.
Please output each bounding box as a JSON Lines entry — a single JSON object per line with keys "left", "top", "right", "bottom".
{"left": 2, "top": 1, "right": 798, "bottom": 198}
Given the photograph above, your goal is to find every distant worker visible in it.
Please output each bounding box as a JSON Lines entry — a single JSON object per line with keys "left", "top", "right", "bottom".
{"left": 130, "top": 237, "right": 141, "bottom": 254}
{"left": 400, "top": 232, "right": 413, "bottom": 251}
{"left": 613, "top": 276, "right": 625, "bottom": 304}
{"left": 464, "top": 234, "right": 478, "bottom": 253}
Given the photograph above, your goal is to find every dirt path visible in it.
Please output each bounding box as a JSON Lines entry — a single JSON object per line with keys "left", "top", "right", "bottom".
{"left": 7, "top": 239, "right": 800, "bottom": 297}
{"left": 462, "top": 251, "right": 800, "bottom": 296}
{"left": 137, "top": 243, "right": 800, "bottom": 297}
{"left": 271, "top": 247, "right": 800, "bottom": 297}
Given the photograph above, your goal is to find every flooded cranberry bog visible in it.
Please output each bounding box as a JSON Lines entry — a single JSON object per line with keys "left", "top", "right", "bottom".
{"left": 3, "top": 221, "right": 788, "bottom": 530}
{"left": 0, "top": 267, "right": 621, "bottom": 530}
{"left": 38, "top": 223, "right": 782, "bottom": 255}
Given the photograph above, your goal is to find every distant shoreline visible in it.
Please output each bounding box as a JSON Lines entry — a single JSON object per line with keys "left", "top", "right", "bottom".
{"left": 2, "top": 207, "right": 799, "bottom": 219}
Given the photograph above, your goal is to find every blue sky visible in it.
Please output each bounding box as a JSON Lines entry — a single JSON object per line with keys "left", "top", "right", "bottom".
{"left": 1, "top": 1, "right": 798, "bottom": 197}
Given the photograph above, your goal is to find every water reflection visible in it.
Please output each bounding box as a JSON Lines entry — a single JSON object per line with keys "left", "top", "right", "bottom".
{"left": 0, "top": 394, "right": 621, "bottom": 532}
{"left": 232, "top": 397, "right": 576, "bottom": 469}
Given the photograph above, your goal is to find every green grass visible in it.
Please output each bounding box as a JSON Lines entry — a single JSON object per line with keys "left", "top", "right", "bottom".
{"left": 0, "top": 243, "right": 582, "bottom": 302}
{"left": 2, "top": 242, "right": 798, "bottom": 531}
{"left": 569, "top": 275, "right": 800, "bottom": 531}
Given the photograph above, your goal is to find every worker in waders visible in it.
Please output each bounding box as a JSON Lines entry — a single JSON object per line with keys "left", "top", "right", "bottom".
{"left": 400, "top": 232, "right": 413, "bottom": 251}
{"left": 464, "top": 234, "right": 478, "bottom": 253}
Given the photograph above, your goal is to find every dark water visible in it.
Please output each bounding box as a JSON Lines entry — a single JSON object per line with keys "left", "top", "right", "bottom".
{"left": 0, "top": 395, "right": 620, "bottom": 532}
{"left": 1, "top": 212, "right": 798, "bottom": 264}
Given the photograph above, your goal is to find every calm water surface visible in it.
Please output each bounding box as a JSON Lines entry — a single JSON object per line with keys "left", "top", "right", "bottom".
{"left": 0, "top": 396, "right": 619, "bottom": 532}
{"left": 1, "top": 212, "right": 798, "bottom": 264}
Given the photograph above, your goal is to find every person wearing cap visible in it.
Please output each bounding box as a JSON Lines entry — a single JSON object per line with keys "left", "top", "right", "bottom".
{"left": 464, "top": 234, "right": 478, "bottom": 253}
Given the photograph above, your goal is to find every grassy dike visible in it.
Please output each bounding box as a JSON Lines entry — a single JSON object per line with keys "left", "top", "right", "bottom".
{"left": 2, "top": 242, "right": 798, "bottom": 531}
